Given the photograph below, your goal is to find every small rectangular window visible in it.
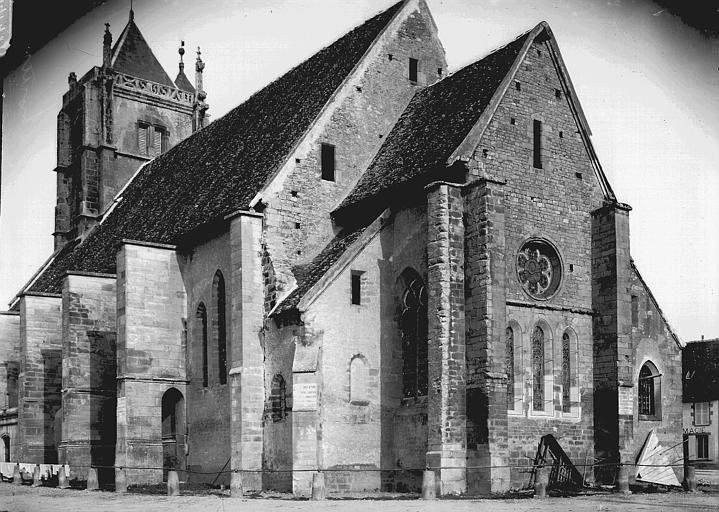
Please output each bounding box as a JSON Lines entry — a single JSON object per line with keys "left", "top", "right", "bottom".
{"left": 694, "top": 402, "right": 710, "bottom": 426}
{"left": 321, "top": 143, "right": 335, "bottom": 181}
{"left": 533, "top": 119, "right": 542, "bottom": 169}
{"left": 409, "top": 57, "right": 418, "bottom": 82}
{"left": 351, "top": 272, "right": 361, "bottom": 305}
{"left": 631, "top": 295, "right": 639, "bottom": 327}
{"left": 555, "top": 88, "right": 562, "bottom": 99}
{"left": 697, "top": 434, "right": 709, "bottom": 459}
{"left": 138, "top": 123, "right": 149, "bottom": 155}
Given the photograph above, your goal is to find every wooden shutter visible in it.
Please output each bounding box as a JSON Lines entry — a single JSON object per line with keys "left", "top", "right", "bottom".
{"left": 153, "top": 128, "right": 163, "bottom": 156}
{"left": 138, "top": 124, "right": 148, "bottom": 155}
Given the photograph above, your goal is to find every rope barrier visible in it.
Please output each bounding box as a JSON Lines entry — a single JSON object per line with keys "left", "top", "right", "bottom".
{"left": 2, "top": 461, "right": 695, "bottom": 476}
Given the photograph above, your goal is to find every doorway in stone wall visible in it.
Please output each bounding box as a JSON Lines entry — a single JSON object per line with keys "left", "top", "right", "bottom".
{"left": 1, "top": 435, "right": 9, "bottom": 462}
{"left": 162, "top": 388, "right": 186, "bottom": 482}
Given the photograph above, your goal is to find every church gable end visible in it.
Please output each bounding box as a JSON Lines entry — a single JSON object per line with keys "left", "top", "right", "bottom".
{"left": 258, "top": 0, "right": 446, "bottom": 298}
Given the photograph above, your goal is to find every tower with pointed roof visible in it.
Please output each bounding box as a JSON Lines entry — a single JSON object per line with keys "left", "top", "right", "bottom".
{"left": 53, "top": 10, "right": 205, "bottom": 250}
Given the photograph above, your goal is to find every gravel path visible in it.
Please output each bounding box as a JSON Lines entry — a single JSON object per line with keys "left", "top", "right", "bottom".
{"left": 1, "top": 483, "right": 717, "bottom": 512}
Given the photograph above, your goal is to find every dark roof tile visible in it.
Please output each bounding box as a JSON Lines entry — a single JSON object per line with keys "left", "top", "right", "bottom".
{"left": 334, "top": 30, "right": 530, "bottom": 218}
{"left": 28, "top": 2, "right": 403, "bottom": 295}
{"left": 111, "top": 17, "right": 176, "bottom": 87}
{"left": 275, "top": 224, "right": 368, "bottom": 314}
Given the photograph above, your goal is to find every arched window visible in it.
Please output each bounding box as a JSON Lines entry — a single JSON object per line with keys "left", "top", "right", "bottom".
{"left": 399, "top": 268, "right": 428, "bottom": 398}
{"left": 213, "top": 271, "right": 227, "bottom": 385}
{"left": 531, "top": 326, "right": 545, "bottom": 411}
{"left": 196, "top": 303, "right": 208, "bottom": 387}
{"left": 350, "top": 356, "right": 369, "bottom": 405}
{"left": 1, "top": 435, "right": 9, "bottom": 463}
{"left": 506, "top": 326, "right": 515, "bottom": 409}
{"left": 639, "top": 361, "right": 661, "bottom": 419}
{"left": 562, "top": 332, "right": 571, "bottom": 413}
{"left": 270, "top": 374, "right": 287, "bottom": 423}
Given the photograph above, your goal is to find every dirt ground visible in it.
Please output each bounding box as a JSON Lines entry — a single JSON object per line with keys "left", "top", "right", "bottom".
{"left": 0, "top": 484, "right": 717, "bottom": 512}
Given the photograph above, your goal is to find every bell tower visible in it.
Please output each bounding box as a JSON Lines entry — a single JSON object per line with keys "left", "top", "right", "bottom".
{"left": 53, "top": 10, "right": 208, "bottom": 249}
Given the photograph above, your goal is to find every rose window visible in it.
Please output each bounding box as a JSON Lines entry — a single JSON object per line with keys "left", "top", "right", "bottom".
{"left": 516, "top": 239, "right": 562, "bottom": 300}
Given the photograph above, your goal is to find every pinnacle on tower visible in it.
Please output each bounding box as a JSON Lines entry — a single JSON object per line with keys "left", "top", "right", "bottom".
{"left": 174, "top": 40, "right": 195, "bottom": 93}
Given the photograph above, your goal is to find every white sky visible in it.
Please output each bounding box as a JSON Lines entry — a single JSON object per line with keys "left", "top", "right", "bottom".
{"left": 1, "top": 0, "right": 717, "bottom": 341}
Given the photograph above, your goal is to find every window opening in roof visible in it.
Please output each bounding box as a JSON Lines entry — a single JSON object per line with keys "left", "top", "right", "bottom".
{"left": 409, "top": 58, "right": 418, "bottom": 82}
{"left": 321, "top": 143, "right": 335, "bottom": 181}
{"left": 351, "top": 271, "right": 362, "bottom": 305}
{"left": 533, "top": 120, "right": 543, "bottom": 169}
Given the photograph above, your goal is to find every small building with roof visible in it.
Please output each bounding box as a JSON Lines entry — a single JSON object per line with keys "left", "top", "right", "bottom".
{"left": 683, "top": 338, "right": 719, "bottom": 473}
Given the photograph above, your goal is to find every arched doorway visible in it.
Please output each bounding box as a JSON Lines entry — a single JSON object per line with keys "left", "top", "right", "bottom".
{"left": 1, "top": 435, "right": 9, "bottom": 463}
{"left": 162, "top": 388, "right": 186, "bottom": 481}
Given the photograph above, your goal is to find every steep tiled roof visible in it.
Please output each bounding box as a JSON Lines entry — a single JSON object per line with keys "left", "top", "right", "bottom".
{"left": 174, "top": 68, "right": 196, "bottom": 93}
{"left": 275, "top": 224, "right": 368, "bottom": 315}
{"left": 683, "top": 339, "right": 719, "bottom": 402}
{"left": 274, "top": 29, "right": 533, "bottom": 313}
{"left": 26, "top": 2, "right": 404, "bottom": 295}
{"left": 111, "top": 15, "right": 175, "bottom": 87}
{"left": 334, "top": 30, "right": 531, "bottom": 220}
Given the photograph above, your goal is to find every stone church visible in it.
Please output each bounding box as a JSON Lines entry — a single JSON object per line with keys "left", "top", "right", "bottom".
{"left": 0, "top": 0, "right": 684, "bottom": 496}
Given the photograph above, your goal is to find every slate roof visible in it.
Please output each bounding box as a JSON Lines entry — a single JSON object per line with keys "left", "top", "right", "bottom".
{"left": 25, "top": 1, "right": 404, "bottom": 296}
{"left": 275, "top": 225, "right": 368, "bottom": 314}
{"left": 111, "top": 13, "right": 177, "bottom": 88}
{"left": 333, "top": 29, "right": 531, "bottom": 221}
{"left": 683, "top": 339, "right": 719, "bottom": 403}
{"left": 174, "top": 67, "right": 196, "bottom": 93}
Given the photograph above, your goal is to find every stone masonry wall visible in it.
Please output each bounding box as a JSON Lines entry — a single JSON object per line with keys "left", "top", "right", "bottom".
{"left": 228, "top": 213, "right": 265, "bottom": 492}
{"left": 262, "top": 0, "right": 446, "bottom": 298}
{"left": 628, "top": 265, "right": 683, "bottom": 482}
{"left": 425, "top": 182, "right": 467, "bottom": 494}
{"left": 294, "top": 206, "right": 429, "bottom": 494}
{"left": 261, "top": 321, "right": 295, "bottom": 492}
{"left": 0, "top": 312, "right": 20, "bottom": 410}
{"left": 59, "top": 273, "right": 116, "bottom": 483}
{"left": 116, "top": 241, "right": 187, "bottom": 485}
{"left": 464, "top": 39, "right": 607, "bottom": 490}
{"left": 177, "top": 233, "right": 231, "bottom": 484}
{"left": 18, "top": 294, "right": 63, "bottom": 463}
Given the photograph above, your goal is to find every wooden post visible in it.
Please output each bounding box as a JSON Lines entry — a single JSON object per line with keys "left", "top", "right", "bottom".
{"left": 311, "top": 472, "right": 326, "bottom": 500}
{"left": 115, "top": 467, "right": 127, "bottom": 493}
{"left": 421, "top": 470, "right": 437, "bottom": 500}
{"left": 12, "top": 463, "right": 22, "bottom": 485}
{"left": 167, "top": 470, "right": 180, "bottom": 496}
{"left": 534, "top": 466, "right": 549, "bottom": 498}
{"left": 86, "top": 467, "right": 99, "bottom": 491}
{"left": 684, "top": 465, "right": 697, "bottom": 493}
{"left": 230, "top": 470, "right": 242, "bottom": 497}
{"left": 615, "top": 464, "right": 631, "bottom": 494}
{"left": 32, "top": 465, "right": 41, "bottom": 487}
{"left": 58, "top": 466, "right": 69, "bottom": 489}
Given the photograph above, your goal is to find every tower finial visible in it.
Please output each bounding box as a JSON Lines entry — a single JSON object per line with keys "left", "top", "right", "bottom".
{"left": 194, "top": 46, "right": 208, "bottom": 130}
{"left": 178, "top": 40, "right": 185, "bottom": 71}
{"left": 129, "top": 0, "right": 134, "bottom": 20}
